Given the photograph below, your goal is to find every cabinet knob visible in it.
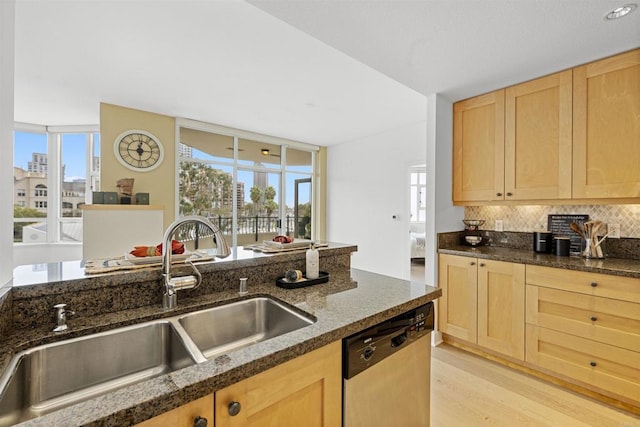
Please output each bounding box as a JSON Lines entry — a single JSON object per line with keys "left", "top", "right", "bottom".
{"left": 496, "top": 192, "right": 503, "bottom": 197}
{"left": 228, "top": 401, "right": 242, "bottom": 416}
{"left": 589, "top": 361, "right": 597, "bottom": 367}
{"left": 470, "top": 261, "right": 476, "bottom": 266}
{"left": 479, "top": 263, "right": 485, "bottom": 267}
{"left": 194, "top": 416, "right": 208, "bottom": 427}
{"left": 590, "top": 315, "right": 598, "bottom": 322}
{"left": 590, "top": 282, "right": 598, "bottom": 287}
{"left": 506, "top": 192, "right": 513, "bottom": 197}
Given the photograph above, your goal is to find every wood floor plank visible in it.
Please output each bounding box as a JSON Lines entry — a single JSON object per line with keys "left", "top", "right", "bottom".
{"left": 431, "top": 344, "right": 640, "bottom": 427}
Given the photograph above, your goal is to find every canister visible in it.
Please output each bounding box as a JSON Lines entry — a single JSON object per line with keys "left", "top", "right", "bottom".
{"left": 554, "top": 236, "right": 571, "bottom": 257}
{"left": 533, "top": 232, "right": 553, "bottom": 253}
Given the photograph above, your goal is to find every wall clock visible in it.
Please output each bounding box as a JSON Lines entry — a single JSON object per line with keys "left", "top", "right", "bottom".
{"left": 113, "top": 130, "right": 164, "bottom": 172}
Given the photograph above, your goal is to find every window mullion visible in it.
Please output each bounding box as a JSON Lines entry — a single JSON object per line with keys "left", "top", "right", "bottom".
{"left": 46, "top": 132, "right": 61, "bottom": 242}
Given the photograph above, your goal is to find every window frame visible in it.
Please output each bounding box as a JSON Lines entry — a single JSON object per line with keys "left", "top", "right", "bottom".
{"left": 13, "top": 123, "right": 99, "bottom": 245}
{"left": 175, "top": 118, "right": 318, "bottom": 247}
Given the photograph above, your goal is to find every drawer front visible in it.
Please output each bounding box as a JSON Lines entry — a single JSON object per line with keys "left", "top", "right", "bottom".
{"left": 526, "top": 325, "right": 640, "bottom": 403}
{"left": 526, "top": 285, "right": 640, "bottom": 352}
{"left": 526, "top": 265, "right": 640, "bottom": 303}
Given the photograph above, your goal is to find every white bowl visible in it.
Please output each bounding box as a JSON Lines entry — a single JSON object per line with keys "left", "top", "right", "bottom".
{"left": 465, "top": 236, "right": 482, "bottom": 246}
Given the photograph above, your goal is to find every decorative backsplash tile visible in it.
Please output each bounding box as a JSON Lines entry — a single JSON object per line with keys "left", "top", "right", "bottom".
{"left": 465, "top": 205, "right": 640, "bottom": 238}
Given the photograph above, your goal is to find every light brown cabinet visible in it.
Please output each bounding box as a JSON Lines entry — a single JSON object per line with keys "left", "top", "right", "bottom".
{"left": 136, "top": 341, "right": 341, "bottom": 427}
{"left": 215, "top": 341, "right": 342, "bottom": 427}
{"left": 453, "top": 90, "right": 505, "bottom": 203}
{"left": 525, "top": 265, "right": 640, "bottom": 406}
{"left": 136, "top": 394, "right": 213, "bottom": 427}
{"left": 438, "top": 254, "right": 525, "bottom": 360}
{"left": 573, "top": 49, "right": 640, "bottom": 199}
{"left": 453, "top": 48, "right": 639, "bottom": 204}
{"left": 504, "top": 70, "right": 573, "bottom": 200}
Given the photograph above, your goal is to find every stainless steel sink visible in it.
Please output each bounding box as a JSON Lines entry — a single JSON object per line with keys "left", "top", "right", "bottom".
{"left": 0, "top": 296, "right": 315, "bottom": 425}
{"left": 178, "top": 297, "right": 316, "bottom": 359}
{"left": 0, "top": 320, "right": 196, "bottom": 425}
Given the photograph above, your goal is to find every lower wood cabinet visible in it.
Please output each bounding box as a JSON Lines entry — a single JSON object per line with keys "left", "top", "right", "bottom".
{"left": 215, "top": 340, "right": 342, "bottom": 426}
{"left": 136, "top": 341, "right": 341, "bottom": 427}
{"left": 136, "top": 394, "right": 213, "bottom": 427}
{"left": 438, "top": 254, "right": 525, "bottom": 360}
{"left": 525, "top": 265, "right": 640, "bottom": 407}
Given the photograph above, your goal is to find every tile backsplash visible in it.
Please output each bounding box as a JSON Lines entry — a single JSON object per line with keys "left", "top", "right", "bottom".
{"left": 465, "top": 205, "right": 640, "bottom": 238}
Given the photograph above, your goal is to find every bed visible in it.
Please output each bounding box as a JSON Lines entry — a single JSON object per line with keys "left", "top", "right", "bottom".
{"left": 410, "top": 231, "right": 425, "bottom": 260}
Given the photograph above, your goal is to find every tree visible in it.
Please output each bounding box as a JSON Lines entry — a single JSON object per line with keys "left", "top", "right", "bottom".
{"left": 263, "top": 185, "right": 278, "bottom": 217}
{"left": 249, "top": 186, "right": 263, "bottom": 211}
{"left": 179, "top": 162, "right": 232, "bottom": 217}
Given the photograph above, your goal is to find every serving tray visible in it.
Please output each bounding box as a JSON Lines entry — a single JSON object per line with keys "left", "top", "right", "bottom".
{"left": 276, "top": 271, "right": 330, "bottom": 289}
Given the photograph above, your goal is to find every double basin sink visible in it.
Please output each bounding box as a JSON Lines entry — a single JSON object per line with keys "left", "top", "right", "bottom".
{"left": 0, "top": 296, "right": 316, "bottom": 425}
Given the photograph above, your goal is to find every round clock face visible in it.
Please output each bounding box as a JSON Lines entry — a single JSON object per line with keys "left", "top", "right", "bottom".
{"left": 114, "top": 130, "right": 164, "bottom": 172}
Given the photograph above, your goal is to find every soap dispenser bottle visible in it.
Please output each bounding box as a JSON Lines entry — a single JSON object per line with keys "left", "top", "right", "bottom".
{"left": 306, "top": 242, "right": 319, "bottom": 279}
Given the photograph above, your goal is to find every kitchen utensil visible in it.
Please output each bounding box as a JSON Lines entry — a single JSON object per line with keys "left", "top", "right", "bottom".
{"left": 465, "top": 236, "right": 482, "bottom": 246}
{"left": 570, "top": 222, "right": 586, "bottom": 239}
{"left": 462, "top": 219, "right": 485, "bottom": 231}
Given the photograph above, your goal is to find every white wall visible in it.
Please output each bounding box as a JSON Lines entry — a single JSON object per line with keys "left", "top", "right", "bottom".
{"left": 0, "top": 1, "right": 15, "bottom": 289}
{"left": 327, "top": 120, "right": 427, "bottom": 279}
{"left": 425, "top": 94, "right": 464, "bottom": 286}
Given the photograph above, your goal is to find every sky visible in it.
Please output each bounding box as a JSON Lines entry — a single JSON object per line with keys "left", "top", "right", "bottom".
{"left": 14, "top": 132, "right": 310, "bottom": 207}
{"left": 14, "top": 131, "right": 94, "bottom": 181}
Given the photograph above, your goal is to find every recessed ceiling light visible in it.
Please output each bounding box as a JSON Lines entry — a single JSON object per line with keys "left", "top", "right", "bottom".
{"left": 604, "top": 3, "right": 637, "bottom": 20}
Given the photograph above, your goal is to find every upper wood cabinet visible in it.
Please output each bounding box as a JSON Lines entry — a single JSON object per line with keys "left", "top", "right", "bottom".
{"left": 504, "top": 70, "right": 573, "bottom": 200}
{"left": 453, "top": 48, "right": 639, "bottom": 204}
{"left": 453, "top": 71, "right": 572, "bottom": 203}
{"left": 453, "top": 90, "right": 505, "bottom": 202}
{"left": 573, "top": 49, "right": 640, "bottom": 199}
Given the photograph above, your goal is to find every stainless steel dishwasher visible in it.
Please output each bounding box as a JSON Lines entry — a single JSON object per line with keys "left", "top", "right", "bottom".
{"left": 343, "top": 302, "right": 434, "bottom": 426}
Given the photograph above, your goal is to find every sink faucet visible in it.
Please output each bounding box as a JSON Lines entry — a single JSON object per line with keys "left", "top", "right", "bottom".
{"left": 162, "top": 215, "right": 230, "bottom": 309}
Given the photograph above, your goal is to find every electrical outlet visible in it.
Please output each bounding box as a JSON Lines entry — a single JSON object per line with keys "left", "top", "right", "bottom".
{"left": 608, "top": 223, "right": 621, "bottom": 239}
{"left": 495, "top": 219, "right": 504, "bottom": 232}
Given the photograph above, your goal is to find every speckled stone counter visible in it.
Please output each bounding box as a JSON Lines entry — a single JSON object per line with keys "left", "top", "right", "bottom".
{"left": 2, "top": 244, "right": 441, "bottom": 426}
{"left": 439, "top": 245, "right": 640, "bottom": 279}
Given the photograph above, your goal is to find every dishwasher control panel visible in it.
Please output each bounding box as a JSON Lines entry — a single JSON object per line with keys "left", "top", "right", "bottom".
{"left": 342, "top": 302, "right": 434, "bottom": 379}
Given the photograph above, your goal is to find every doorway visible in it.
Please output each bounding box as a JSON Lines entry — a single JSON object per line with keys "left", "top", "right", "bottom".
{"left": 409, "top": 165, "right": 426, "bottom": 282}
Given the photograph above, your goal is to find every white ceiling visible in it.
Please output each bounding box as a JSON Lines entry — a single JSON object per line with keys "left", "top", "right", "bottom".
{"left": 14, "top": 0, "right": 640, "bottom": 146}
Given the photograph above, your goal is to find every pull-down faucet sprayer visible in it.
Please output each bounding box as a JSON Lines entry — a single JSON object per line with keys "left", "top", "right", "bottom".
{"left": 161, "top": 216, "right": 230, "bottom": 309}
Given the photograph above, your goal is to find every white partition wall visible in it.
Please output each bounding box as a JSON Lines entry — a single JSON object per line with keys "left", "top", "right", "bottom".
{"left": 82, "top": 205, "right": 164, "bottom": 260}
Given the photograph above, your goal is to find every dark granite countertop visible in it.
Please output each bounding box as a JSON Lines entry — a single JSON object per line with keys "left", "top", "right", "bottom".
{"left": 8, "top": 268, "right": 441, "bottom": 426}
{"left": 439, "top": 245, "right": 640, "bottom": 279}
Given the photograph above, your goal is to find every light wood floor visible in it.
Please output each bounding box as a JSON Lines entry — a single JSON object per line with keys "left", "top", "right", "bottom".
{"left": 431, "top": 344, "right": 640, "bottom": 427}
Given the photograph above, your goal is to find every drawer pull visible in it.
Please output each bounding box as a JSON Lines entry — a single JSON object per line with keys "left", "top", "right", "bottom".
{"left": 589, "top": 361, "right": 597, "bottom": 367}
{"left": 590, "top": 315, "right": 598, "bottom": 322}
{"left": 479, "top": 263, "right": 485, "bottom": 267}
{"left": 496, "top": 192, "right": 503, "bottom": 197}
{"left": 470, "top": 262, "right": 476, "bottom": 266}
{"left": 590, "top": 282, "right": 598, "bottom": 287}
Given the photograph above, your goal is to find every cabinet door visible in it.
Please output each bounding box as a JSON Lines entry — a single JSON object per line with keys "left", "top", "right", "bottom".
{"left": 505, "top": 70, "right": 572, "bottom": 200}
{"left": 438, "top": 254, "right": 478, "bottom": 342}
{"left": 573, "top": 49, "right": 640, "bottom": 198}
{"left": 136, "top": 394, "right": 213, "bottom": 427}
{"left": 477, "top": 259, "right": 525, "bottom": 360}
{"left": 453, "top": 90, "right": 505, "bottom": 202}
{"left": 215, "top": 341, "right": 341, "bottom": 427}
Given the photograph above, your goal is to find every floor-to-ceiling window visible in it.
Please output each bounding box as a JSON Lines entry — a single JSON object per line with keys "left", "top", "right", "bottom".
{"left": 13, "top": 124, "right": 99, "bottom": 265}
{"left": 178, "top": 121, "right": 317, "bottom": 247}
